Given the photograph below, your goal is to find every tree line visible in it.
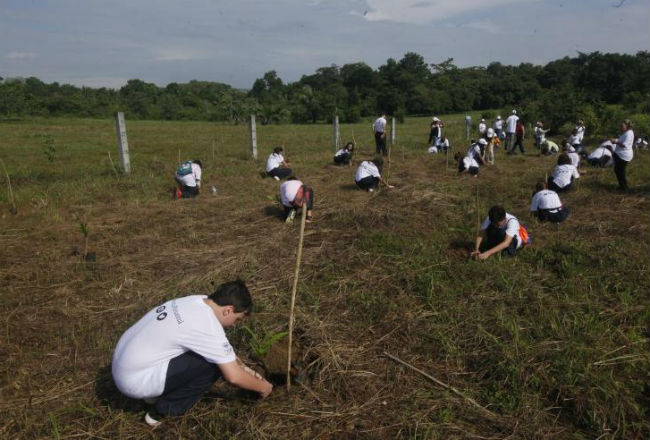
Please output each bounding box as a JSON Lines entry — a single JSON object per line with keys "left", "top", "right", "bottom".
{"left": 1, "top": 51, "right": 648, "bottom": 134}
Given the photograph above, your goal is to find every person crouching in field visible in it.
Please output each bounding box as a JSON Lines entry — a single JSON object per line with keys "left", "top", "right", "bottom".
{"left": 354, "top": 157, "right": 394, "bottom": 192}
{"left": 541, "top": 139, "right": 559, "bottom": 155}
{"left": 530, "top": 181, "right": 569, "bottom": 223}
{"left": 175, "top": 160, "right": 202, "bottom": 199}
{"left": 455, "top": 152, "right": 479, "bottom": 177}
{"left": 280, "top": 176, "right": 314, "bottom": 223}
{"left": 471, "top": 206, "right": 525, "bottom": 260}
{"left": 266, "top": 147, "right": 292, "bottom": 181}
{"left": 587, "top": 141, "right": 614, "bottom": 167}
{"left": 111, "top": 280, "right": 273, "bottom": 427}
{"left": 547, "top": 153, "right": 580, "bottom": 192}
{"left": 334, "top": 142, "right": 355, "bottom": 166}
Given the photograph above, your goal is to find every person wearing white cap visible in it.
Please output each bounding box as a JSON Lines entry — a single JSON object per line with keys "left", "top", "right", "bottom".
{"left": 428, "top": 117, "right": 442, "bottom": 147}
{"left": 505, "top": 110, "right": 519, "bottom": 153}
{"left": 478, "top": 119, "right": 487, "bottom": 138}
{"left": 493, "top": 116, "right": 504, "bottom": 140}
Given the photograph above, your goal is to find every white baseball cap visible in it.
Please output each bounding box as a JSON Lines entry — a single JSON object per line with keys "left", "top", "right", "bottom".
{"left": 478, "top": 138, "right": 488, "bottom": 145}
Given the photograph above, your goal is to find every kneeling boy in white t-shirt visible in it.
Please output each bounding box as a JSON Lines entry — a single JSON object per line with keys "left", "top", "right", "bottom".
{"left": 112, "top": 280, "right": 273, "bottom": 426}
{"left": 471, "top": 205, "right": 524, "bottom": 260}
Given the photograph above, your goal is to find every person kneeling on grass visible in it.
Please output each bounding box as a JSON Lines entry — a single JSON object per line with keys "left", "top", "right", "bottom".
{"left": 334, "top": 142, "right": 355, "bottom": 166}
{"left": 530, "top": 181, "right": 569, "bottom": 223}
{"left": 266, "top": 146, "right": 292, "bottom": 181}
{"left": 454, "top": 152, "right": 479, "bottom": 177}
{"left": 280, "top": 176, "right": 314, "bottom": 223}
{"left": 111, "top": 280, "right": 273, "bottom": 427}
{"left": 354, "top": 157, "right": 394, "bottom": 192}
{"left": 587, "top": 141, "right": 614, "bottom": 167}
{"left": 547, "top": 153, "right": 580, "bottom": 192}
{"left": 471, "top": 206, "right": 524, "bottom": 260}
{"left": 175, "top": 160, "right": 202, "bottom": 199}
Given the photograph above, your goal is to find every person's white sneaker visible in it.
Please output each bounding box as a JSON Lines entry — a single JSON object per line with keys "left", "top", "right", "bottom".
{"left": 368, "top": 188, "right": 374, "bottom": 193}
{"left": 285, "top": 209, "right": 297, "bottom": 223}
{"left": 273, "top": 176, "right": 280, "bottom": 181}
{"left": 144, "top": 412, "right": 162, "bottom": 427}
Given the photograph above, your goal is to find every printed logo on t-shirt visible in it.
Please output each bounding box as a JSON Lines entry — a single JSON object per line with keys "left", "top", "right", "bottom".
{"left": 156, "top": 305, "right": 168, "bottom": 321}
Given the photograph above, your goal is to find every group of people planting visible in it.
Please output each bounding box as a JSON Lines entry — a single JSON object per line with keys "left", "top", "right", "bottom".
{"left": 113, "top": 113, "right": 639, "bottom": 427}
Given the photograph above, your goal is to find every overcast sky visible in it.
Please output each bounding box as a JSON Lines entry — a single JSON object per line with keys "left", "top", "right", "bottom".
{"left": 1, "top": 0, "right": 648, "bottom": 90}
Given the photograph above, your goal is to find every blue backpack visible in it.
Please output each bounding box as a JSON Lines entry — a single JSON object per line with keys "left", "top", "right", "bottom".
{"left": 177, "top": 161, "right": 193, "bottom": 176}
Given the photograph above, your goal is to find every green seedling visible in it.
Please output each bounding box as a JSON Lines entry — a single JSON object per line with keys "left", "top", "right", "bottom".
{"left": 243, "top": 326, "right": 288, "bottom": 358}
{"left": 43, "top": 135, "right": 56, "bottom": 162}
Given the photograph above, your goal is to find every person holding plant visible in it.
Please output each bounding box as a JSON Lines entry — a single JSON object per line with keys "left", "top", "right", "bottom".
{"left": 112, "top": 280, "right": 273, "bottom": 427}
{"left": 280, "top": 176, "right": 314, "bottom": 223}
{"left": 530, "top": 181, "right": 569, "bottom": 223}
{"left": 354, "top": 157, "right": 393, "bottom": 192}
{"left": 471, "top": 205, "right": 524, "bottom": 260}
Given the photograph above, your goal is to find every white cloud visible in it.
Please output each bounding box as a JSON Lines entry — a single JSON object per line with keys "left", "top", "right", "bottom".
{"left": 362, "top": 0, "right": 539, "bottom": 24}
{"left": 5, "top": 52, "right": 37, "bottom": 60}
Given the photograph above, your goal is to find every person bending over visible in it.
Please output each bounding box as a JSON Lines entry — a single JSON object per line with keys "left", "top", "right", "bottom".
{"left": 334, "top": 142, "right": 354, "bottom": 166}
{"left": 547, "top": 153, "right": 579, "bottom": 192}
{"left": 112, "top": 280, "right": 273, "bottom": 427}
{"left": 280, "top": 176, "right": 314, "bottom": 223}
{"left": 455, "top": 152, "right": 479, "bottom": 177}
{"left": 354, "top": 157, "right": 393, "bottom": 192}
{"left": 530, "top": 181, "right": 569, "bottom": 223}
{"left": 587, "top": 141, "right": 614, "bottom": 167}
{"left": 266, "top": 147, "right": 292, "bottom": 181}
{"left": 175, "top": 160, "right": 202, "bottom": 199}
{"left": 471, "top": 205, "right": 523, "bottom": 260}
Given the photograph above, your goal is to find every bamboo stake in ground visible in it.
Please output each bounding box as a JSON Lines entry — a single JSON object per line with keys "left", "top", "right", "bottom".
{"left": 0, "top": 158, "right": 17, "bottom": 215}
{"left": 177, "top": 149, "right": 181, "bottom": 165}
{"left": 287, "top": 204, "right": 308, "bottom": 391}
{"left": 386, "top": 137, "right": 392, "bottom": 185}
{"left": 107, "top": 151, "right": 119, "bottom": 176}
{"left": 383, "top": 351, "right": 496, "bottom": 418}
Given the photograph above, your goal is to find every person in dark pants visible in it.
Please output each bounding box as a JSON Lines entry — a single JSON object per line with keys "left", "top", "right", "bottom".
{"left": 175, "top": 160, "right": 202, "bottom": 199}
{"left": 266, "top": 147, "right": 292, "bottom": 181}
{"left": 513, "top": 120, "right": 526, "bottom": 154}
{"left": 373, "top": 113, "right": 388, "bottom": 156}
{"left": 547, "top": 154, "right": 579, "bottom": 193}
{"left": 610, "top": 119, "right": 634, "bottom": 191}
{"left": 530, "top": 182, "right": 569, "bottom": 223}
{"left": 112, "top": 280, "right": 273, "bottom": 427}
{"left": 334, "top": 142, "right": 355, "bottom": 166}
{"left": 471, "top": 205, "right": 523, "bottom": 260}
{"left": 354, "top": 157, "right": 394, "bottom": 192}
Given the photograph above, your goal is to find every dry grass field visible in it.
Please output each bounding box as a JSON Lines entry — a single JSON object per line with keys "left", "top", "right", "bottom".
{"left": 1, "top": 115, "right": 648, "bottom": 439}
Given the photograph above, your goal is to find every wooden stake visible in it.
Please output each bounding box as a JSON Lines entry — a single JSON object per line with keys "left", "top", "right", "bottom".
{"left": 287, "top": 204, "right": 308, "bottom": 391}
{"left": 475, "top": 183, "right": 481, "bottom": 238}
{"left": 177, "top": 149, "right": 181, "bottom": 165}
{"left": 386, "top": 140, "right": 392, "bottom": 185}
{"left": 0, "top": 158, "right": 17, "bottom": 215}
{"left": 383, "top": 351, "right": 496, "bottom": 418}
{"left": 212, "top": 139, "right": 215, "bottom": 162}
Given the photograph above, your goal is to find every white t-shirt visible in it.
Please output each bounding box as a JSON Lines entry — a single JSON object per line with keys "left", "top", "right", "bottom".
{"left": 493, "top": 119, "right": 503, "bottom": 130}
{"left": 355, "top": 161, "right": 381, "bottom": 181}
{"left": 176, "top": 163, "right": 202, "bottom": 188}
{"left": 466, "top": 143, "right": 482, "bottom": 161}
{"left": 334, "top": 148, "right": 349, "bottom": 158}
{"left": 462, "top": 156, "right": 479, "bottom": 170}
{"left": 373, "top": 117, "right": 386, "bottom": 134}
{"left": 530, "top": 190, "right": 562, "bottom": 211}
{"left": 112, "top": 295, "right": 236, "bottom": 399}
{"left": 266, "top": 153, "right": 285, "bottom": 172}
{"left": 614, "top": 129, "right": 634, "bottom": 162}
{"left": 551, "top": 164, "right": 580, "bottom": 188}
{"left": 588, "top": 142, "right": 613, "bottom": 164}
{"left": 478, "top": 122, "right": 486, "bottom": 134}
{"left": 280, "top": 179, "right": 302, "bottom": 207}
{"left": 568, "top": 134, "right": 580, "bottom": 145}
{"left": 567, "top": 151, "right": 580, "bottom": 168}
{"left": 576, "top": 125, "right": 585, "bottom": 143}
{"left": 505, "top": 115, "right": 518, "bottom": 133}
{"left": 545, "top": 140, "right": 559, "bottom": 152}
{"left": 480, "top": 213, "right": 522, "bottom": 248}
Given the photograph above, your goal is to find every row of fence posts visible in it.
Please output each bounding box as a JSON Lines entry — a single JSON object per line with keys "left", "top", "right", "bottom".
{"left": 113, "top": 113, "right": 400, "bottom": 173}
